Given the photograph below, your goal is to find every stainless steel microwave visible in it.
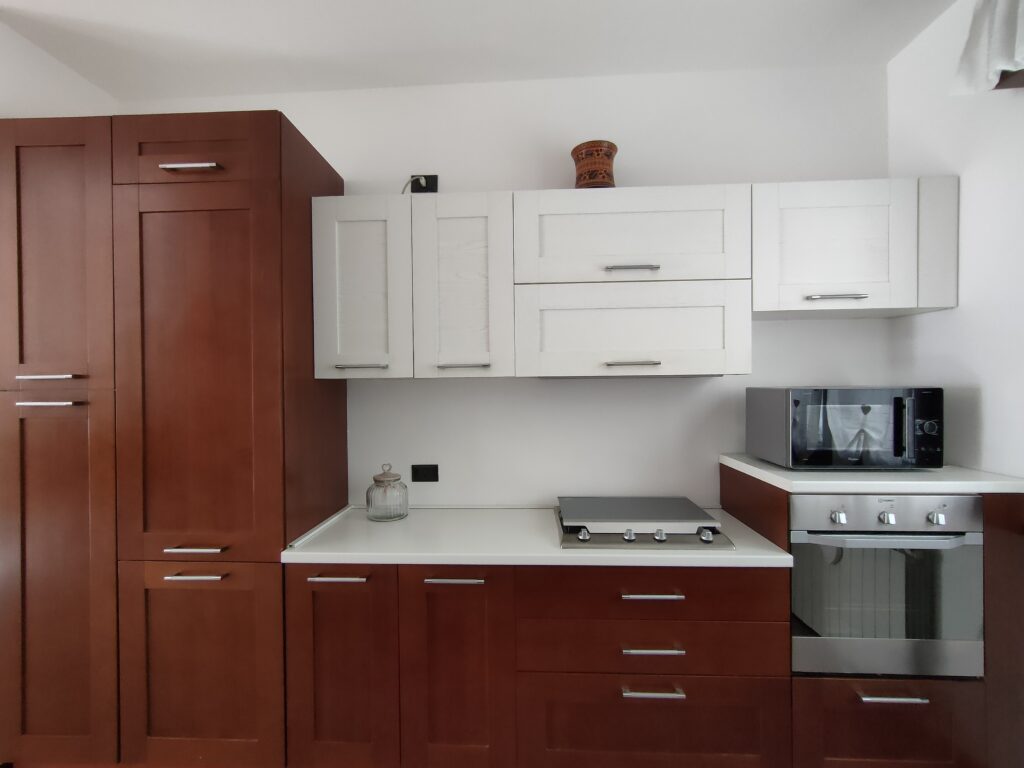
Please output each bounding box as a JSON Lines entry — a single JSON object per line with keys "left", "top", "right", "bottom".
{"left": 746, "top": 387, "right": 943, "bottom": 469}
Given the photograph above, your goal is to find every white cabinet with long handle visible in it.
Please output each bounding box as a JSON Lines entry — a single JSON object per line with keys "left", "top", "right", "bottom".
{"left": 412, "top": 193, "right": 515, "bottom": 378}
{"left": 313, "top": 195, "right": 413, "bottom": 378}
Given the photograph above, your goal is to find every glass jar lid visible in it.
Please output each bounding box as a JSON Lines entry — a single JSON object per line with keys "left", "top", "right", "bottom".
{"left": 373, "top": 463, "right": 402, "bottom": 486}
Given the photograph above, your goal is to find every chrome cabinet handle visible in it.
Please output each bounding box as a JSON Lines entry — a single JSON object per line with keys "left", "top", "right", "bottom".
{"left": 15, "top": 401, "right": 83, "bottom": 407}
{"left": 622, "top": 686, "right": 686, "bottom": 701}
{"left": 162, "top": 547, "right": 226, "bottom": 555}
{"left": 604, "top": 360, "right": 662, "bottom": 367}
{"left": 805, "top": 293, "right": 870, "bottom": 300}
{"left": 334, "top": 363, "right": 389, "bottom": 370}
{"left": 859, "top": 695, "right": 930, "bottom": 705}
{"left": 158, "top": 162, "right": 221, "bottom": 170}
{"left": 423, "top": 578, "right": 485, "bottom": 585}
{"left": 621, "top": 593, "right": 685, "bottom": 601}
{"left": 622, "top": 647, "right": 686, "bottom": 657}
{"left": 307, "top": 576, "right": 369, "bottom": 583}
{"left": 163, "top": 574, "right": 224, "bottom": 582}
{"left": 604, "top": 264, "right": 661, "bottom": 271}
{"left": 15, "top": 374, "right": 78, "bottom": 380}
{"left": 436, "top": 363, "right": 491, "bottom": 369}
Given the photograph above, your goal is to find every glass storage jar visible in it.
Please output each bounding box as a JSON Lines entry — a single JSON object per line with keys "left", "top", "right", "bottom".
{"left": 366, "top": 463, "right": 409, "bottom": 522}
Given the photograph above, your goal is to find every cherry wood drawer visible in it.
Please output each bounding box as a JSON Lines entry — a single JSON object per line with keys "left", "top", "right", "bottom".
{"left": 517, "top": 618, "right": 789, "bottom": 676}
{"left": 515, "top": 567, "right": 788, "bottom": 622}
{"left": 793, "top": 677, "right": 986, "bottom": 768}
{"left": 112, "top": 111, "right": 280, "bottom": 184}
{"left": 517, "top": 672, "right": 791, "bottom": 768}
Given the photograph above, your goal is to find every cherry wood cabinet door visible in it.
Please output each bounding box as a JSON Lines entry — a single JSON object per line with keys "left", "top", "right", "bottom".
{"left": 793, "top": 677, "right": 986, "bottom": 768}
{"left": 0, "top": 117, "right": 113, "bottom": 391}
{"left": 286, "top": 565, "right": 400, "bottom": 768}
{"left": 517, "top": 672, "right": 791, "bottom": 767}
{"left": 0, "top": 391, "right": 117, "bottom": 764}
{"left": 118, "top": 560, "right": 284, "bottom": 767}
{"left": 114, "top": 180, "right": 284, "bottom": 561}
{"left": 399, "top": 565, "right": 516, "bottom": 768}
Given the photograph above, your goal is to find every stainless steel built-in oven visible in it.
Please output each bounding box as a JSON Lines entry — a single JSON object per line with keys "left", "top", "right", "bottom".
{"left": 790, "top": 494, "right": 983, "bottom": 678}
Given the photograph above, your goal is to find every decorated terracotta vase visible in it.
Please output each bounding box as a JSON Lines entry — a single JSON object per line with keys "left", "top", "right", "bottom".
{"left": 571, "top": 140, "right": 618, "bottom": 188}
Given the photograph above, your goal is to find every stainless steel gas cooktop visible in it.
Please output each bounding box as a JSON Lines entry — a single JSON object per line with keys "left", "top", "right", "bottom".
{"left": 557, "top": 496, "right": 734, "bottom": 550}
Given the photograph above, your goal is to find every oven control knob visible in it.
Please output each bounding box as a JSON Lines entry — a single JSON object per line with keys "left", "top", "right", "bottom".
{"left": 577, "top": 527, "right": 591, "bottom": 542}
{"left": 699, "top": 528, "right": 715, "bottom": 544}
{"left": 878, "top": 512, "right": 897, "bottom": 525}
{"left": 653, "top": 528, "right": 668, "bottom": 543}
{"left": 623, "top": 528, "right": 637, "bottom": 543}
{"left": 830, "top": 510, "right": 848, "bottom": 525}
{"left": 927, "top": 511, "right": 947, "bottom": 526}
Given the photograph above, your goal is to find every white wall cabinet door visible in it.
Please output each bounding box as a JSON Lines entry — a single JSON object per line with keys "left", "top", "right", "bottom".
{"left": 514, "top": 280, "right": 752, "bottom": 377}
{"left": 514, "top": 185, "right": 751, "bottom": 284}
{"left": 313, "top": 195, "right": 413, "bottom": 378}
{"left": 752, "top": 179, "right": 919, "bottom": 312}
{"left": 412, "top": 193, "right": 515, "bottom": 378}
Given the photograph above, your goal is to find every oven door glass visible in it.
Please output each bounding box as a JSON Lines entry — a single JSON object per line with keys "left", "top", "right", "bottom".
{"left": 790, "top": 532, "right": 984, "bottom": 677}
{"left": 791, "top": 387, "right": 919, "bottom": 468}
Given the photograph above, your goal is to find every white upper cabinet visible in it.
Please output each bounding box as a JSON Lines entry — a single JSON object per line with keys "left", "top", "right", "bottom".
{"left": 752, "top": 177, "right": 958, "bottom": 313}
{"left": 514, "top": 185, "right": 751, "bottom": 284}
{"left": 515, "top": 280, "right": 752, "bottom": 377}
{"left": 313, "top": 195, "right": 413, "bottom": 378}
{"left": 412, "top": 193, "right": 515, "bottom": 377}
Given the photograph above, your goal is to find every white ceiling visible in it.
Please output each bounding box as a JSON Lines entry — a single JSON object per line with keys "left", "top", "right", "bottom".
{"left": 0, "top": 0, "right": 955, "bottom": 100}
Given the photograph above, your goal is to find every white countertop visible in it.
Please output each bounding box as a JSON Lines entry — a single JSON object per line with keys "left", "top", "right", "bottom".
{"left": 721, "top": 453, "right": 1024, "bottom": 494}
{"left": 282, "top": 506, "right": 792, "bottom": 568}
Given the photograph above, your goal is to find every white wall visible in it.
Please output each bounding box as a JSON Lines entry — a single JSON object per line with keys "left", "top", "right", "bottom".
{"left": 115, "top": 65, "right": 898, "bottom": 507}
{"left": 888, "top": 0, "right": 1024, "bottom": 478}
{"left": 0, "top": 21, "right": 117, "bottom": 117}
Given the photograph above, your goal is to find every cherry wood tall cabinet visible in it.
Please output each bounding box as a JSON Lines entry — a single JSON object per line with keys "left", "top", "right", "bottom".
{"left": 0, "top": 118, "right": 118, "bottom": 766}
{"left": 112, "top": 111, "right": 346, "bottom": 767}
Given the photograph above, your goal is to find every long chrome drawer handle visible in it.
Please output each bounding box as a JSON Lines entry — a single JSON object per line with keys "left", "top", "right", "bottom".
{"left": 621, "top": 593, "right": 685, "bottom": 601}
{"left": 163, "top": 546, "right": 226, "bottom": 555}
{"left": 163, "top": 574, "right": 225, "bottom": 582}
{"left": 436, "top": 363, "right": 491, "bottom": 369}
{"left": 307, "top": 576, "right": 369, "bottom": 583}
{"left": 158, "top": 162, "right": 221, "bottom": 170}
{"left": 423, "top": 578, "right": 485, "bottom": 585}
{"left": 334, "top": 363, "right": 389, "bottom": 369}
{"left": 604, "top": 264, "right": 661, "bottom": 271}
{"left": 622, "top": 686, "right": 686, "bottom": 701}
{"left": 15, "top": 401, "right": 83, "bottom": 407}
{"left": 805, "top": 293, "right": 869, "bottom": 300}
{"left": 604, "top": 360, "right": 662, "bottom": 367}
{"left": 622, "top": 647, "right": 686, "bottom": 656}
{"left": 15, "top": 373, "right": 78, "bottom": 380}
{"left": 859, "top": 695, "right": 930, "bottom": 705}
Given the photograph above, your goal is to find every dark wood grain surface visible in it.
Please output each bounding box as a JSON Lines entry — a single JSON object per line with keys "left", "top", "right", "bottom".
{"left": 0, "top": 392, "right": 117, "bottom": 764}
{"left": 0, "top": 117, "right": 113, "bottom": 390}
{"left": 719, "top": 463, "right": 790, "bottom": 549}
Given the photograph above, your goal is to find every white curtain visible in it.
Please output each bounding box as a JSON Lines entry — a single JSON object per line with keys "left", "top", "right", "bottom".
{"left": 955, "top": 0, "right": 1024, "bottom": 91}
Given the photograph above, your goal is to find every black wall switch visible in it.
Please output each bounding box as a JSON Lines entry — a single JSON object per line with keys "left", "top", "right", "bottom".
{"left": 411, "top": 464, "right": 439, "bottom": 482}
{"left": 411, "top": 174, "right": 438, "bottom": 193}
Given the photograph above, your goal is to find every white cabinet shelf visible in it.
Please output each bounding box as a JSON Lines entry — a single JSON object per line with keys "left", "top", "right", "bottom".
{"left": 514, "top": 280, "right": 752, "bottom": 377}
{"left": 752, "top": 177, "right": 957, "bottom": 315}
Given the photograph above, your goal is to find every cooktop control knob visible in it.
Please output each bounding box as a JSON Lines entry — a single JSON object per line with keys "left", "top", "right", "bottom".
{"left": 927, "top": 511, "right": 947, "bottom": 526}
{"left": 577, "top": 527, "right": 591, "bottom": 542}
{"left": 830, "top": 510, "right": 848, "bottom": 525}
{"left": 699, "top": 528, "right": 715, "bottom": 544}
{"left": 653, "top": 528, "right": 668, "bottom": 543}
{"left": 878, "top": 511, "right": 897, "bottom": 525}
{"left": 623, "top": 528, "right": 637, "bottom": 543}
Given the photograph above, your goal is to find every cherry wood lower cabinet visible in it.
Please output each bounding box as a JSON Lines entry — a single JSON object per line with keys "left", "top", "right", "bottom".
{"left": 399, "top": 566, "right": 516, "bottom": 768}
{"left": 793, "top": 677, "right": 986, "bottom": 768}
{"left": 0, "top": 392, "right": 117, "bottom": 765}
{"left": 118, "top": 561, "right": 284, "bottom": 768}
{"left": 517, "top": 672, "right": 791, "bottom": 767}
{"left": 285, "top": 565, "right": 400, "bottom": 768}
